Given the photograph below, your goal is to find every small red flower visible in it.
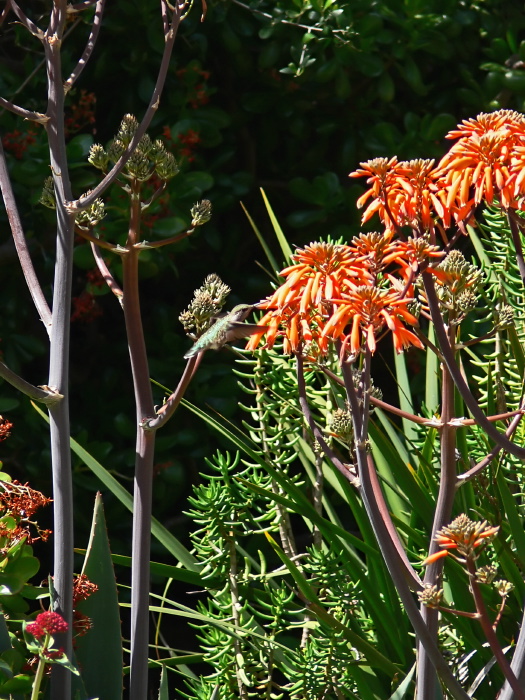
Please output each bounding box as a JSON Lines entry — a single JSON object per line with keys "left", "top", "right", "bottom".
{"left": 26, "top": 622, "right": 46, "bottom": 639}
{"left": 33, "top": 611, "right": 69, "bottom": 635}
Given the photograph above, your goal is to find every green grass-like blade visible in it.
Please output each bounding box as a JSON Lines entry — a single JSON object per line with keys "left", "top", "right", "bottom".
{"left": 241, "top": 200, "right": 281, "bottom": 275}
{"left": 31, "top": 402, "right": 198, "bottom": 571}
{"left": 260, "top": 188, "right": 293, "bottom": 263}
{"left": 393, "top": 350, "right": 418, "bottom": 444}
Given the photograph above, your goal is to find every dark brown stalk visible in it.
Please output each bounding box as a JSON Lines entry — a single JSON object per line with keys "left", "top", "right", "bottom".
{"left": 144, "top": 354, "right": 201, "bottom": 431}
{"left": 466, "top": 559, "right": 525, "bottom": 699}
{"left": 457, "top": 401, "right": 525, "bottom": 484}
{"left": 418, "top": 324, "right": 458, "bottom": 700}
{"left": 0, "top": 362, "right": 62, "bottom": 404}
{"left": 355, "top": 445, "right": 469, "bottom": 698}
{"left": 6, "top": 0, "right": 44, "bottom": 37}
{"left": 90, "top": 242, "right": 123, "bottom": 301}
{"left": 337, "top": 348, "right": 470, "bottom": 697}
{"left": 320, "top": 365, "right": 437, "bottom": 425}
{"left": 422, "top": 272, "right": 525, "bottom": 459}
{"left": 296, "top": 356, "right": 359, "bottom": 488}
{"left": 297, "top": 354, "right": 421, "bottom": 590}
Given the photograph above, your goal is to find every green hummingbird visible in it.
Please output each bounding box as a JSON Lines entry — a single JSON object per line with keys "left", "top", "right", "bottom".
{"left": 184, "top": 304, "right": 266, "bottom": 359}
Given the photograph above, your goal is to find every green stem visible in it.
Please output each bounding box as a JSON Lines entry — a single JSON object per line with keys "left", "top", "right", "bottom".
{"left": 30, "top": 655, "right": 46, "bottom": 700}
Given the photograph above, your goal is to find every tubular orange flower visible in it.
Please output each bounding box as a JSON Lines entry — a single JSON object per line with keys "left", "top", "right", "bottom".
{"left": 434, "top": 110, "right": 525, "bottom": 218}
{"left": 423, "top": 514, "right": 499, "bottom": 565}
{"left": 247, "top": 242, "right": 367, "bottom": 354}
{"left": 319, "top": 284, "right": 423, "bottom": 355}
{"left": 351, "top": 157, "right": 450, "bottom": 232}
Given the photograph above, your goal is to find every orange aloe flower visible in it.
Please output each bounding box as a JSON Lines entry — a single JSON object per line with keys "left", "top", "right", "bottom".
{"left": 350, "top": 157, "right": 449, "bottom": 232}
{"left": 319, "top": 284, "right": 423, "bottom": 355}
{"left": 245, "top": 242, "right": 362, "bottom": 354}
{"left": 434, "top": 109, "right": 525, "bottom": 217}
{"left": 423, "top": 514, "right": 499, "bottom": 565}
{"left": 247, "top": 235, "right": 429, "bottom": 357}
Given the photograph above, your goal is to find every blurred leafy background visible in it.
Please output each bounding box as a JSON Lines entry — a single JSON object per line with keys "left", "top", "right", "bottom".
{"left": 1, "top": 0, "right": 525, "bottom": 577}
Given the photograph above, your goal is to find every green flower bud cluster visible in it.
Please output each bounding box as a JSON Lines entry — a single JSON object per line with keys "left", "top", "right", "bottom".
{"left": 476, "top": 564, "right": 498, "bottom": 584}
{"left": 432, "top": 250, "right": 483, "bottom": 322}
{"left": 330, "top": 407, "right": 353, "bottom": 443}
{"left": 179, "top": 274, "right": 231, "bottom": 337}
{"left": 87, "top": 114, "right": 179, "bottom": 183}
{"left": 494, "top": 303, "right": 514, "bottom": 330}
{"left": 75, "top": 193, "right": 105, "bottom": 228}
{"left": 418, "top": 583, "right": 443, "bottom": 608}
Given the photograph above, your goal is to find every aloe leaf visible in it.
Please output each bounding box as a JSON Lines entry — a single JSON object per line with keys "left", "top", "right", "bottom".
{"left": 425, "top": 324, "right": 439, "bottom": 414}
{"left": 75, "top": 493, "right": 123, "bottom": 700}
{"left": 497, "top": 471, "right": 525, "bottom": 570}
{"left": 260, "top": 188, "right": 293, "bottom": 263}
{"left": 389, "top": 663, "right": 417, "bottom": 699}
{"left": 393, "top": 350, "right": 418, "bottom": 444}
{"left": 158, "top": 665, "right": 169, "bottom": 700}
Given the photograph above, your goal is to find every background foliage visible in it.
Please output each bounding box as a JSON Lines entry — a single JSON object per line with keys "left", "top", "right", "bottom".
{"left": 2, "top": 2, "right": 525, "bottom": 689}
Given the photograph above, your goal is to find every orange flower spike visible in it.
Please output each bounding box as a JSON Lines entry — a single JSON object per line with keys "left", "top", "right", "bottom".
{"left": 459, "top": 169, "right": 473, "bottom": 206}
{"left": 300, "top": 276, "right": 315, "bottom": 315}
{"left": 366, "top": 324, "right": 376, "bottom": 353}
{"left": 483, "top": 165, "right": 494, "bottom": 204}
{"left": 310, "top": 272, "right": 321, "bottom": 305}
{"left": 351, "top": 314, "right": 362, "bottom": 354}
{"left": 288, "top": 313, "right": 300, "bottom": 351}
{"left": 324, "top": 275, "right": 334, "bottom": 300}
{"left": 446, "top": 172, "right": 464, "bottom": 208}
{"left": 301, "top": 318, "right": 313, "bottom": 343}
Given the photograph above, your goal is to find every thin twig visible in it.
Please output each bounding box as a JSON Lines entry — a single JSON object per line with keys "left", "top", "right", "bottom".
{"left": 456, "top": 399, "right": 525, "bottom": 484}
{"left": 66, "top": 6, "right": 184, "bottom": 213}
{"left": 0, "top": 139, "right": 52, "bottom": 332}
{"left": 0, "top": 96, "right": 48, "bottom": 123}
{"left": 0, "top": 362, "right": 63, "bottom": 405}
{"left": 143, "top": 354, "right": 201, "bottom": 431}
{"left": 7, "top": 0, "right": 44, "bottom": 38}
{"left": 467, "top": 559, "right": 525, "bottom": 700}
{"left": 90, "top": 242, "right": 123, "bottom": 300}
{"left": 418, "top": 324, "right": 458, "bottom": 700}
{"left": 64, "top": 0, "right": 105, "bottom": 91}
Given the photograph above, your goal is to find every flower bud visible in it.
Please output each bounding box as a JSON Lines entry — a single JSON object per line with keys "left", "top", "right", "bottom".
{"left": 88, "top": 143, "right": 109, "bottom": 170}
{"left": 191, "top": 199, "right": 212, "bottom": 227}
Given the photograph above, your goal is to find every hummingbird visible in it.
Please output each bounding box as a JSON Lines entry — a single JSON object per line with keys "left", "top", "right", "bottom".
{"left": 184, "top": 304, "right": 266, "bottom": 359}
